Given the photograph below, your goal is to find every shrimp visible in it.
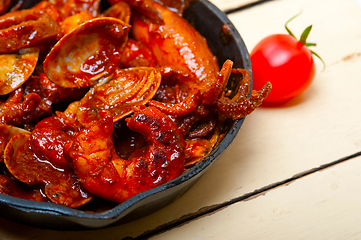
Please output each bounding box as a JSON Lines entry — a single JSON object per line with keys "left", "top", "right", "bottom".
{"left": 131, "top": 0, "right": 219, "bottom": 84}
{"left": 0, "top": 87, "right": 41, "bottom": 126}
{"left": 0, "top": 9, "right": 61, "bottom": 54}
{"left": 131, "top": 0, "right": 271, "bottom": 119}
{"left": 67, "top": 106, "right": 185, "bottom": 203}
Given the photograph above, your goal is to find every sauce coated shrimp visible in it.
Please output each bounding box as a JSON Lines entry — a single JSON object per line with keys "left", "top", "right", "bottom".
{"left": 68, "top": 106, "right": 185, "bottom": 203}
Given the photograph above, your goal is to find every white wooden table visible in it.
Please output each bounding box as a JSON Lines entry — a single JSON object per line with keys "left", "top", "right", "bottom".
{"left": 2, "top": 0, "right": 361, "bottom": 239}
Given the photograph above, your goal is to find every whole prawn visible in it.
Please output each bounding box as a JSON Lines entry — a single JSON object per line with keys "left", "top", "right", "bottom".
{"left": 131, "top": 0, "right": 271, "bottom": 119}
{"left": 67, "top": 106, "right": 185, "bottom": 203}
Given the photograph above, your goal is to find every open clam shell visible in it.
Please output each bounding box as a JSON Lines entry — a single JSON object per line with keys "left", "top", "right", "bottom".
{"left": 3, "top": 132, "right": 93, "bottom": 208}
{"left": 44, "top": 17, "right": 130, "bottom": 88}
{"left": 77, "top": 67, "right": 161, "bottom": 125}
{"left": 0, "top": 47, "right": 39, "bottom": 95}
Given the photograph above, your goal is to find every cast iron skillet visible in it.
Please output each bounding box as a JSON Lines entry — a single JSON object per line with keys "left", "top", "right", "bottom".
{"left": 0, "top": 0, "right": 252, "bottom": 229}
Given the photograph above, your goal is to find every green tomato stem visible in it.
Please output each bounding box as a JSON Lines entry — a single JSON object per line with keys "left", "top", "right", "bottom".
{"left": 285, "top": 11, "right": 326, "bottom": 70}
{"left": 300, "top": 25, "right": 314, "bottom": 45}
{"left": 285, "top": 11, "right": 302, "bottom": 39}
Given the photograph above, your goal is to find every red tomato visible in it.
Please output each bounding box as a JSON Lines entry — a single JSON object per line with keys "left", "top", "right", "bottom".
{"left": 251, "top": 34, "right": 315, "bottom": 103}
{"left": 250, "top": 13, "right": 324, "bottom": 104}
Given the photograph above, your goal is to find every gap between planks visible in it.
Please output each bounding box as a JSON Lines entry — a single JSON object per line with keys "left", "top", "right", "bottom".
{"left": 128, "top": 150, "right": 361, "bottom": 240}
{"left": 224, "top": 0, "right": 274, "bottom": 14}
{"left": 124, "top": 0, "right": 355, "bottom": 238}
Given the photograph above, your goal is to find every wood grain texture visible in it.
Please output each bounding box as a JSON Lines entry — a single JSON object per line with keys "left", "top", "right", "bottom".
{"left": 208, "top": 0, "right": 259, "bottom": 12}
{"left": 150, "top": 156, "right": 361, "bottom": 240}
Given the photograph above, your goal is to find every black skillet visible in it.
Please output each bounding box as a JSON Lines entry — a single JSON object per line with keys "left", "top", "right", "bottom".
{"left": 0, "top": 0, "right": 252, "bottom": 229}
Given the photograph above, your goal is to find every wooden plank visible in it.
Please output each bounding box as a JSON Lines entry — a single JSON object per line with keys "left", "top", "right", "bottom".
{"left": 148, "top": 156, "right": 361, "bottom": 240}
{"left": 208, "top": 0, "right": 259, "bottom": 12}
{"left": 1, "top": 0, "right": 361, "bottom": 239}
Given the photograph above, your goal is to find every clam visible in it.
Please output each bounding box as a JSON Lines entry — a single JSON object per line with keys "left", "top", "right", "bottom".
{"left": 77, "top": 67, "right": 161, "bottom": 126}
{"left": 102, "top": 2, "right": 131, "bottom": 25}
{"left": 3, "top": 132, "right": 93, "bottom": 208}
{"left": 44, "top": 17, "right": 130, "bottom": 88}
{"left": 0, "top": 124, "right": 29, "bottom": 161}
{"left": 0, "top": 47, "right": 39, "bottom": 95}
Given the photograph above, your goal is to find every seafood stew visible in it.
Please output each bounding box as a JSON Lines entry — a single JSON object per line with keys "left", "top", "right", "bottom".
{"left": 0, "top": 0, "right": 270, "bottom": 229}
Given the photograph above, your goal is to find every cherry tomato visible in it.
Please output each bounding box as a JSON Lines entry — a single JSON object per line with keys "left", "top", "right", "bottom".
{"left": 251, "top": 34, "right": 315, "bottom": 103}
{"left": 250, "top": 13, "right": 323, "bottom": 103}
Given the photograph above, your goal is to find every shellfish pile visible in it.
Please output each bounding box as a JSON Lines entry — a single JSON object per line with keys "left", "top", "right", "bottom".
{"left": 0, "top": 0, "right": 271, "bottom": 208}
